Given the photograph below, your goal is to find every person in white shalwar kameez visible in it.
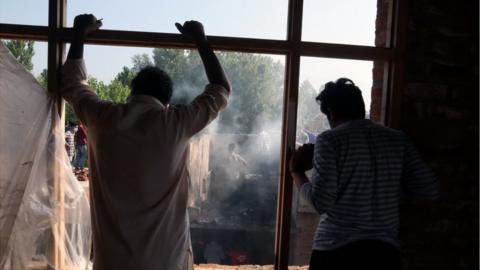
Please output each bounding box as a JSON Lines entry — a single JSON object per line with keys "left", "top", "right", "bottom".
{"left": 60, "top": 14, "right": 231, "bottom": 270}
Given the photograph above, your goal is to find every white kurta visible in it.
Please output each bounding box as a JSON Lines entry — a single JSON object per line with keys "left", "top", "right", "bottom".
{"left": 60, "top": 59, "right": 229, "bottom": 270}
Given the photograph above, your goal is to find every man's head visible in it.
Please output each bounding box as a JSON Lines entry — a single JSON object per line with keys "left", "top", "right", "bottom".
{"left": 316, "top": 78, "right": 365, "bottom": 127}
{"left": 131, "top": 66, "right": 173, "bottom": 105}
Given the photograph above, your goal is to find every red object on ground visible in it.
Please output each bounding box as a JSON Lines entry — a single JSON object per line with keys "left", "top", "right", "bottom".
{"left": 226, "top": 249, "right": 249, "bottom": 265}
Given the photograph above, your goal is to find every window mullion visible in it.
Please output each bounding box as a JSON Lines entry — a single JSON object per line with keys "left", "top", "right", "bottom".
{"left": 275, "top": 0, "right": 303, "bottom": 269}
{"left": 384, "top": 0, "right": 407, "bottom": 128}
{"left": 47, "top": 0, "right": 67, "bottom": 269}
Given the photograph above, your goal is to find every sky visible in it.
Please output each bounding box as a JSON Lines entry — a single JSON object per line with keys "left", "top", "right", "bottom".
{"left": 1, "top": 0, "right": 377, "bottom": 107}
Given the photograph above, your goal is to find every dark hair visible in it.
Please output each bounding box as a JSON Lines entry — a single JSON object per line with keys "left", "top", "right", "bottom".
{"left": 315, "top": 78, "right": 366, "bottom": 120}
{"left": 131, "top": 66, "right": 173, "bottom": 104}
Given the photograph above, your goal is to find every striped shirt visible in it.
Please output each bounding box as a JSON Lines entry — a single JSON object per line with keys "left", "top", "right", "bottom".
{"left": 65, "top": 129, "right": 75, "bottom": 161}
{"left": 300, "top": 119, "right": 438, "bottom": 251}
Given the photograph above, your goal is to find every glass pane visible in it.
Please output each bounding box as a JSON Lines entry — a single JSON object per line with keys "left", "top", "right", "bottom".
{"left": 290, "top": 57, "right": 381, "bottom": 266}
{"left": 302, "top": 0, "right": 380, "bottom": 46}
{"left": 0, "top": 0, "right": 48, "bottom": 25}
{"left": 67, "top": 44, "right": 286, "bottom": 266}
{"left": 67, "top": 0, "right": 288, "bottom": 40}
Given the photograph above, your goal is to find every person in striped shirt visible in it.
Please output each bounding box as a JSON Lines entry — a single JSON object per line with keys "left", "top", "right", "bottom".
{"left": 290, "top": 78, "right": 438, "bottom": 270}
{"left": 65, "top": 122, "right": 76, "bottom": 162}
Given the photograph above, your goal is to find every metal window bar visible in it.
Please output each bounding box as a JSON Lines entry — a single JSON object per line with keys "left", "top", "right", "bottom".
{"left": 0, "top": 0, "right": 404, "bottom": 268}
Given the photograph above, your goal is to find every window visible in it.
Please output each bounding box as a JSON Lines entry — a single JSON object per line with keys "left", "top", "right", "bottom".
{"left": 291, "top": 58, "right": 386, "bottom": 265}
{"left": 302, "top": 0, "right": 378, "bottom": 46}
{"left": 67, "top": 0, "right": 289, "bottom": 40}
{"left": 75, "top": 45, "right": 286, "bottom": 264}
{"left": 298, "top": 57, "right": 375, "bottom": 118}
{"left": 0, "top": 0, "right": 48, "bottom": 26}
{"left": 0, "top": 0, "right": 401, "bottom": 268}
{"left": 294, "top": 57, "right": 376, "bottom": 154}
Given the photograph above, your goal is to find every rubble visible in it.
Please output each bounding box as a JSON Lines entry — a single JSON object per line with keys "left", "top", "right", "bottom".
{"left": 73, "top": 168, "right": 89, "bottom": 181}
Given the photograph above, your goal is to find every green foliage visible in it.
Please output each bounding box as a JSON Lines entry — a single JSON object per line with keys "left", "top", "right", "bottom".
{"left": 3, "top": 40, "right": 35, "bottom": 71}
{"left": 88, "top": 77, "right": 130, "bottom": 103}
{"left": 36, "top": 69, "right": 48, "bottom": 88}
{"left": 64, "top": 47, "right": 316, "bottom": 134}
{"left": 151, "top": 49, "right": 284, "bottom": 133}
{"left": 66, "top": 104, "right": 79, "bottom": 124}
{"left": 217, "top": 52, "right": 284, "bottom": 133}
{"left": 152, "top": 48, "right": 204, "bottom": 104}
{"left": 1, "top": 40, "right": 318, "bottom": 135}
{"left": 104, "top": 79, "right": 131, "bottom": 103}
{"left": 298, "top": 80, "right": 320, "bottom": 124}
{"left": 132, "top": 53, "right": 153, "bottom": 73}
{"left": 115, "top": 66, "right": 135, "bottom": 86}
{"left": 153, "top": 49, "right": 196, "bottom": 80}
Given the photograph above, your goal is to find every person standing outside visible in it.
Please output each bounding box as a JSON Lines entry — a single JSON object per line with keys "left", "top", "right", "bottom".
{"left": 65, "top": 122, "right": 77, "bottom": 162}
{"left": 60, "top": 14, "right": 231, "bottom": 270}
{"left": 73, "top": 122, "right": 87, "bottom": 171}
{"left": 289, "top": 78, "right": 438, "bottom": 270}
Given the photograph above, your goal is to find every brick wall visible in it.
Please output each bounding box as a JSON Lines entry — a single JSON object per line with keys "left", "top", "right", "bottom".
{"left": 370, "top": 0, "right": 391, "bottom": 122}
{"left": 399, "top": 0, "right": 478, "bottom": 269}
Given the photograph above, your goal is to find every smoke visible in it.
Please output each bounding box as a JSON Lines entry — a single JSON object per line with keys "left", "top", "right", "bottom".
{"left": 167, "top": 53, "right": 302, "bottom": 263}
{"left": 170, "top": 79, "right": 205, "bottom": 105}
{"left": 166, "top": 53, "right": 286, "bottom": 227}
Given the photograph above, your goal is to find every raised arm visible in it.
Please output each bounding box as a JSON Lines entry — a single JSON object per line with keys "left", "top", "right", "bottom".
{"left": 61, "top": 14, "right": 106, "bottom": 126}
{"left": 68, "top": 14, "right": 102, "bottom": 60}
{"left": 171, "top": 21, "right": 231, "bottom": 136}
{"left": 175, "top": 21, "right": 231, "bottom": 93}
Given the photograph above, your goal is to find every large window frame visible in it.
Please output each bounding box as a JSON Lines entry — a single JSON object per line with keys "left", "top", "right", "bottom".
{"left": 0, "top": 0, "right": 407, "bottom": 268}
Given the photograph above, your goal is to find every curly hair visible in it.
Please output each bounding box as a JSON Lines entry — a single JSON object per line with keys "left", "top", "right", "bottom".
{"left": 315, "top": 78, "right": 366, "bottom": 120}
{"left": 131, "top": 66, "right": 173, "bottom": 105}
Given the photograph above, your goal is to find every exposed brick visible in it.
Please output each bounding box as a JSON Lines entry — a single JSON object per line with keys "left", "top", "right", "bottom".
{"left": 404, "top": 83, "right": 448, "bottom": 101}
{"left": 399, "top": 0, "right": 478, "bottom": 269}
{"left": 372, "top": 66, "right": 384, "bottom": 82}
{"left": 375, "top": 31, "right": 387, "bottom": 47}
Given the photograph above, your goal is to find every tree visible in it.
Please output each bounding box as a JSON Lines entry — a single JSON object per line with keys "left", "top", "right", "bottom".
{"left": 88, "top": 77, "right": 130, "bottom": 103}
{"left": 216, "top": 52, "right": 284, "bottom": 133}
{"left": 36, "top": 68, "right": 48, "bottom": 88}
{"left": 102, "top": 79, "right": 130, "bottom": 103}
{"left": 152, "top": 48, "right": 204, "bottom": 104}
{"left": 79, "top": 48, "right": 314, "bottom": 135}
{"left": 297, "top": 80, "right": 319, "bottom": 123}
{"left": 297, "top": 80, "right": 326, "bottom": 133}
{"left": 65, "top": 104, "right": 78, "bottom": 124}
{"left": 151, "top": 49, "right": 284, "bottom": 133}
{"left": 3, "top": 40, "right": 35, "bottom": 71}
{"left": 115, "top": 66, "right": 135, "bottom": 86}
{"left": 132, "top": 53, "right": 153, "bottom": 73}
